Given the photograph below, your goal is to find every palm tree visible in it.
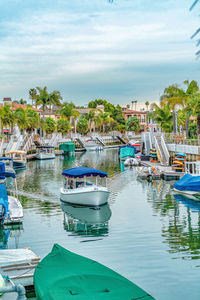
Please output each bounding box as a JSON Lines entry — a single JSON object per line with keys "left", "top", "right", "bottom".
{"left": 29, "top": 88, "right": 37, "bottom": 107}
{"left": 35, "top": 86, "right": 49, "bottom": 114}
{"left": 1, "top": 104, "right": 15, "bottom": 131}
{"left": 145, "top": 101, "right": 150, "bottom": 111}
{"left": 49, "top": 90, "right": 62, "bottom": 112}
{"left": 26, "top": 109, "right": 40, "bottom": 132}
{"left": 57, "top": 102, "right": 75, "bottom": 121}
{"left": 88, "top": 110, "right": 96, "bottom": 133}
{"left": 99, "top": 112, "right": 109, "bottom": 133}
{"left": 151, "top": 103, "right": 173, "bottom": 133}
{"left": 14, "top": 108, "right": 27, "bottom": 134}
{"left": 71, "top": 110, "right": 80, "bottom": 134}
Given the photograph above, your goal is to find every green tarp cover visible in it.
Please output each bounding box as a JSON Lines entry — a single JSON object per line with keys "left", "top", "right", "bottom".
{"left": 59, "top": 143, "right": 75, "bottom": 152}
{"left": 34, "top": 244, "right": 154, "bottom": 300}
{"left": 120, "top": 147, "right": 135, "bottom": 159}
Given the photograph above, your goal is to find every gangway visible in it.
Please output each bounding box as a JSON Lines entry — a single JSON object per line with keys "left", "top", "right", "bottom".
{"left": 96, "top": 136, "right": 105, "bottom": 146}
{"left": 76, "top": 138, "right": 85, "bottom": 148}
{"left": 154, "top": 135, "right": 169, "bottom": 166}
{"left": 116, "top": 135, "right": 128, "bottom": 144}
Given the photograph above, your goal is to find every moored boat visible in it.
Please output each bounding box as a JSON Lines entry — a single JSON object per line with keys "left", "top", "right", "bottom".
{"left": 84, "top": 140, "right": 103, "bottom": 151}
{"left": 0, "top": 162, "right": 23, "bottom": 225}
{"left": 0, "top": 157, "right": 15, "bottom": 174}
{"left": 6, "top": 151, "right": 27, "bottom": 170}
{"left": 173, "top": 174, "right": 200, "bottom": 197}
{"left": 60, "top": 167, "right": 110, "bottom": 206}
{"left": 124, "top": 157, "right": 139, "bottom": 166}
{"left": 34, "top": 244, "right": 155, "bottom": 300}
{"left": 119, "top": 145, "right": 135, "bottom": 161}
{"left": 36, "top": 146, "right": 55, "bottom": 160}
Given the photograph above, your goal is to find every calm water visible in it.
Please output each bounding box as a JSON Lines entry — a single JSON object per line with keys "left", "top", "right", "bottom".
{"left": 2, "top": 149, "right": 200, "bottom": 299}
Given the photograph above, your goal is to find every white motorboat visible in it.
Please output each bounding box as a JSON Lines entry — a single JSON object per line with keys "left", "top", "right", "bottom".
{"left": 0, "top": 162, "right": 23, "bottom": 225}
{"left": 36, "top": 146, "right": 55, "bottom": 160}
{"left": 6, "top": 151, "right": 27, "bottom": 170}
{"left": 0, "top": 157, "right": 15, "bottom": 174}
{"left": 60, "top": 167, "right": 110, "bottom": 206}
{"left": 84, "top": 140, "right": 102, "bottom": 151}
{"left": 124, "top": 158, "right": 139, "bottom": 166}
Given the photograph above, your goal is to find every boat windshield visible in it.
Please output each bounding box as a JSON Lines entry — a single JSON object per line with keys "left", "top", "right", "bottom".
{"left": 63, "top": 176, "right": 107, "bottom": 189}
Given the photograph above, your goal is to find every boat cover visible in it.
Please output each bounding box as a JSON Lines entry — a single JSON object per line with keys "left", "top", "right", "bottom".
{"left": 174, "top": 174, "right": 200, "bottom": 192}
{"left": 62, "top": 167, "right": 108, "bottom": 178}
{"left": 59, "top": 143, "right": 75, "bottom": 152}
{"left": 0, "top": 157, "right": 13, "bottom": 161}
{"left": 0, "top": 162, "right": 15, "bottom": 179}
{"left": 34, "top": 244, "right": 154, "bottom": 300}
{"left": 120, "top": 147, "right": 135, "bottom": 159}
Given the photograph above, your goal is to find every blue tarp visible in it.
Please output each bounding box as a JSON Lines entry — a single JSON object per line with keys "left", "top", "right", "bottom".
{"left": 62, "top": 167, "right": 108, "bottom": 178}
{"left": 174, "top": 174, "right": 200, "bottom": 192}
{"left": 120, "top": 147, "right": 135, "bottom": 159}
{"left": 0, "top": 162, "right": 16, "bottom": 179}
{"left": 0, "top": 184, "right": 9, "bottom": 218}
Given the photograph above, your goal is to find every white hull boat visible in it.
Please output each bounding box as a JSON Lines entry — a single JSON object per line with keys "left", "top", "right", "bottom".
{"left": 173, "top": 188, "right": 200, "bottom": 197}
{"left": 60, "top": 186, "right": 109, "bottom": 206}
{"left": 60, "top": 167, "right": 110, "bottom": 206}
{"left": 3, "top": 196, "right": 23, "bottom": 225}
{"left": 124, "top": 158, "right": 139, "bottom": 166}
{"left": 36, "top": 152, "right": 55, "bottom": 160}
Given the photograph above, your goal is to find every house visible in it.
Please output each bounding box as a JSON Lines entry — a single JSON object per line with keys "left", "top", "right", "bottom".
{"left": 122, "top": 110, "right": 147, "bottom": 131}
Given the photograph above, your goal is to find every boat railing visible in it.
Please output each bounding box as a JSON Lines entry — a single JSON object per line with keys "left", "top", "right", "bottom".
{"left": 185, "top": 161, "right": 200, "bottom": 176}
{"left": 23, "top": 133, "right": 34, "bottom": 153}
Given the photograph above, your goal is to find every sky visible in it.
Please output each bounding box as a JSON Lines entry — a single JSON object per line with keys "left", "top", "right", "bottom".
{"left": 0, "top": 0, "right": 200, "bottom": 106}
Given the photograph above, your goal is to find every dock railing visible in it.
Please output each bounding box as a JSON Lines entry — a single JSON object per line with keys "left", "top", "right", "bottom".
{"left": 185, "top": 161, "right": 200, "bottom": 176}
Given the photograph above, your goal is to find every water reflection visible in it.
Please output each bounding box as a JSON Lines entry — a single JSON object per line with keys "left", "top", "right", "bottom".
{"left": 0, "top": 224, "right": 23, "bottom": 249}
{"left": 61, "top": 202, "right": 111, "bottom": 237}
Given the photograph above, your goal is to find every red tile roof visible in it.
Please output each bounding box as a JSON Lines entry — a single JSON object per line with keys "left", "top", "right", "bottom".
{"left": 0, "top": 102, "right": 42, "bottom": 112}
{"left": 123, "top": 110, "right": 146, "bottom": 115}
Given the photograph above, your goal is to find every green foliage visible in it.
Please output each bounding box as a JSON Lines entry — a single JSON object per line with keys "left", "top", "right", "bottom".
{"left": 57, "top": 119, "right": 71, "bottom": 134}
{"left": 126, "top": 116, "right": 140, "bottom": 133}
{"left": 151, "top": 104, "right": 173, "bottom": 133}
{"left": 43, "top": 117, "right": 56, "bottom": 134}
{"left": 30, "top": 86, "right": 62, "bottom": 111}
{"left": 26, "top": 109, "right": 40, "bottom": 131}
{"left": 77, "top": 118, "right": 89, "bottom": 134}
{"left": 189, "top": 122, "right": 197, "bottom": 138}
{"left": 14, "top": 108, "right": 27, "bottom": 131}
{"left": 0, "top": 104, "right": 15, "bottom": 129}
{"left": 57, "top": 102, "right": 75, "bottom": 120}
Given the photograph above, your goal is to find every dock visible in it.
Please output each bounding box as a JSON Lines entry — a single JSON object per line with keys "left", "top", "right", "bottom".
{"left": 141, "top": 161, "right": 185, "bottom": 180}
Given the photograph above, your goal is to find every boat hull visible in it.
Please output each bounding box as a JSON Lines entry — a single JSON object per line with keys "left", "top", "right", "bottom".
{"left": 173, "top": 188, "right": 200, "bottom": 197}
{"left": 13, "top": 161, "right": 26, "bottom": 170}
{"left": 36, "top": 153, "right": 55, "bottom": 160}
{"left": 3, "top": 196, "right": 23, "bottom": 225}
{"left": 60, "top": 187, "right": 110, "bottom": 206}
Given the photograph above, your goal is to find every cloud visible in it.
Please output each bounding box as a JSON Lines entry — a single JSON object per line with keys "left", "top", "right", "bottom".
{"left": 0, "top": 0, "right": 199, "bottom": 103}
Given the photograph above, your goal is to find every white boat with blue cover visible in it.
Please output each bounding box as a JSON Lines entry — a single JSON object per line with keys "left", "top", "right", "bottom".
{"left": 0, "top": 162, "right": 23, "bottom": 225}
{"left": 6, "top": 151, "right": 26, "bottom": 170}
{"left": 174, "top": 174, "right": 200, "bottom": 197}
{"left": 0, "top": 157, "right": 15, "bottom": 174}
{"left": 60, "top": 167, "right": 110, "bottom": 206}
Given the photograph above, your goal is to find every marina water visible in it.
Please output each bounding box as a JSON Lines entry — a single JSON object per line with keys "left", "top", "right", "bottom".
{"left": 3, "top": 149, "right": 200, "bottom": 300}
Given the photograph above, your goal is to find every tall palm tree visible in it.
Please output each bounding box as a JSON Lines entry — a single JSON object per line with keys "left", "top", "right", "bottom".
{"left": 49, "top": 90, "right": 62, "bottom": 112}
{"left": 151, "top": 103, "right": 173, "bottom": 133}
{"left": 29, "top": 88, "right": 37, "bottom": 107}
{"left": 71, "top": 110, "right": 80, "bottom": 134}
{"left": 14, "top": 108, "right": 27, "bottom": 134}
{"left": 1, "top": 104, "right": 15, "bottom": 131}
{"left": 26, "top": 109, "right": 40, "bottom": 132}
{"left": 88, "top": 110, "right": 96, "bottom": 133}
{"left": 145, "top": 101, "right": 150, "bottom": 111}
{"left": 57, "top": 102, "right": 75, "bottom": 121}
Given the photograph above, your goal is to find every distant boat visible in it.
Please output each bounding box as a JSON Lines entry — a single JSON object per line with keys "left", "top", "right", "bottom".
{"left": 0, "top": 162, "right": 23, "bottom": 225}
{"left": 60, "top": 167, "right": 110, "bottom": 206}
{"left": 124, "top": 157, "right": 139, "bottom": 166}
{"left": 84, "top": 139, "right": 102, "bottom": 151}
{"left": 136, "top": 166, "right": 161, "bottom": 180}
{"left": 34, "top": 244, "right": 155, "bottom": 300}
{"left": 36, "top": 146, "right": 55, "bottom": 160}
{"left": 174, "top": 174, "right": 200, "bottom": 197}
{"left": 6, "top": 151, "right": 27, "bottom": 170}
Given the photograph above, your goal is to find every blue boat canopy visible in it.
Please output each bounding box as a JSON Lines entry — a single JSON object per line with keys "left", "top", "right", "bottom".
{"left": 62, "top": 167, "right": 108, "bottom": 178}
{"left": 36, "top": 146, "right": 55, "bottom": 149}
{"left": 0, "top": 162, "right": 16, "bottom": 179}
{"left": 0, "top": 157, "right": 13, "bottom": 161}
{"left": 174, "top": 174, "right": 200, "bottom": 192}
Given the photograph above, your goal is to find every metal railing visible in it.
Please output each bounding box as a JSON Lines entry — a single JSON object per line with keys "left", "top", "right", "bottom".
{"left": 185, "top": 161, "right": 200, "bottom": 176}
{"left": 161, "top": 135, "right": 170, "bottom": 165}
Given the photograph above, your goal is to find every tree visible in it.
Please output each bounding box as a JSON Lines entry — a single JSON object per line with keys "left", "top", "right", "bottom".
{"left": 126, "top": 116, "right": 140, "bottom": 133}
{"left": 35, "top": 86, "right": 49, "bottom": 113}
{"left": 43, "top": 117, "right": 56, "bottom": 134}
{"left": 72, "top": 110, "right": 80, "bottom": 134}
{"left": 49, "top": 90, "right": 62, "bottom": 111}
{"left": 145, "top": 101, "right": 150, "bottom": 111}
{"left": 29, "top": 88, "right": 37, "bottom": 107}
{"left": 77, "top": 118, "right": 89, "bottom": 134}
{"left": 0, "top": 104, "right": 15, "bottom": 130}
{"left": 57, "top": 102, "right": 75, "bottom": 120}
{"left": 57, "top": 119, "right": 71, "bottom": 134}
{"left": 26, "top": 109, "right": 40, "bottom": 132}
{"left": 14, "top": 108, "right": 27, "bottom": 134}
{"left": 151, "top": 103, "right": 173, "bottom": 133}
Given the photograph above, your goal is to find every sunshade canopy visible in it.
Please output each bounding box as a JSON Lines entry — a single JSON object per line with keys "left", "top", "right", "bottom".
{"left": 62, "top": 167, "right": 108, "bottom": 178}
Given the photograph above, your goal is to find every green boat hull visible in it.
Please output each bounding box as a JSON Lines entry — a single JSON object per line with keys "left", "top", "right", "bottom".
{"left": 34, "top": 244, "right": 154, "bottom": 300}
